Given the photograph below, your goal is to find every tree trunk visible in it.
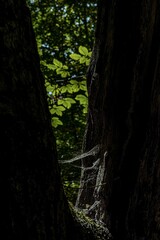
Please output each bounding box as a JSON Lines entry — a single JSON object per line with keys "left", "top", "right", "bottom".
{"left": 76, "top": 1, "right": 160, "bottom": 239}
{"left": 0, "top": 1, "right": 110, "bottom": 240}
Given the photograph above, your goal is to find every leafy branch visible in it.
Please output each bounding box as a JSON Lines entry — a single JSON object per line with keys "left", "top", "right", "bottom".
{"left": 43, "top": 45, "right": 91, "bottom": 127}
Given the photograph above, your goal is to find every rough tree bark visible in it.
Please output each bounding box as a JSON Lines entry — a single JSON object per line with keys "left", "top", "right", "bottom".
{"left": 0, "top": 1, "right": 110, "bottom": 240}
{"left": 0, "top": 1, "right": 73, "bottom": 239}
{"left": 76, "top": 1, "right": 160, "bottom": 240}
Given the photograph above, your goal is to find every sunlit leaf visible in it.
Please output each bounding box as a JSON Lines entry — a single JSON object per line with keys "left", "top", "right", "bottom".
{"left": 58, "top": 106, "right": 65, "bottom": 111}
{"left": 79, "top": 46, "right": 88, "bottom": 56}
{"left": 70, "top": 80, "right": 78, "bottom": 84}
{"left": 80, "top": 84, "right": 87, "bottom": 91}
{"left": 88, "top": 52, "right": 92, "bottom": 57}
{"left": 65, "top": 98, "right": 76, "bottom": 104}
{"left": 57, "top": 98, "right": 75, "bottom": 109}
{"left": 50, "top": 107, "right": 62, "bottom": 116}
{"left": 75, "top": 94, "right": 88, "bottom": 105}
{"left": 83, "top": 106, "right": 88, "bottom": 114}
{"left": 61, "top": 71, "right": 68, "bottom": 78}
{"left": 70, "top": 53, "right": 81, "bottom": 60}
{"left": 62, "top": 101, "right": 71, "bottom": 109}
{"left": 52, "top": 117, "right": 63, "bottom": 128}
{"left": 53, "top": 59, "right": 63, "bottom": 68}
{"left": 42, "top": 61, "right": 57, "bottom": 70}
{"left": 66, "top": 84, "right": 74, "bottom": 93}
{"left": 60, "top": 86, "right": 68, "bottom": 93}
{"left": 80, "top": 56, "right": 87, "bottom": 64}
{"left": 72, "top": 84, "right": 79, "bottom": 92}
{"left": 47, "top": 64, "right": 57, "bottom": 70}
{"left": 63, "top": 65, "right": 68, "bottom": 70}
{"left": 46, "top": 85, "right": 54, "bottom": 92}
{"left": 85, "top": 59, "right": 90, "bottom": 66}
{"left": 57, "top": 99, "right": 64, "bottom": 105}
{"left": 56, "top": 68, "right": 63, "bottom": 75}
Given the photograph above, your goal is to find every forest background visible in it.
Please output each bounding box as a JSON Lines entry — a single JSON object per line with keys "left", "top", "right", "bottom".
{"left": 27, "top": 0, "right": 97, "bottom": 202}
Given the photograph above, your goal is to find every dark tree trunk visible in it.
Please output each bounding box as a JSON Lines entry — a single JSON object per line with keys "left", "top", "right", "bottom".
{"left": 0, "top": 1, "right": 108, "bottom": 240}
{"left": 0, "top": 1, "right": 72, "bottom": 239}
{"left": 76, "top": 1, "right": 160, "bottom": 240}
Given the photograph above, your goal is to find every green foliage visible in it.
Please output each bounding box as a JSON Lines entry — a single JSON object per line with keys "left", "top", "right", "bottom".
{"left": 43, "top": 45, "right": 90, "bottom": 127}
{"left": 70, "top": 46, "right": 92, "bottom": 66}
{"left": 27, "top": 0, "right": 97, "bottom": 203}
{"left": 52, "top": 117, "right": 63, "bottom": 128}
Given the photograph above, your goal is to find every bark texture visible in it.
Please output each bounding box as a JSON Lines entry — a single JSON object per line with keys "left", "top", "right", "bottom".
{"left": 0, "top": 1, "right": 72, "bottom": 239}
{"left": 76, "top": 1, "right": 160, "bottom": 240}
{"left": 0, "top": 1, "right": 109, "bottom": 240}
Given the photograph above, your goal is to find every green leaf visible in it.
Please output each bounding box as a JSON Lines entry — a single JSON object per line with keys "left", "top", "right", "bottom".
{"left": 57, "top": 99, "right": 64, "bottom": 105}
{"left": 60, "top": 86, "right": 68, "bottom": 93}
{"left": 81, "top": 80, "right": 87, "bottom": 85}
{"left": 63, "top": 101, "right": 71, "bottom": 109}
{"left": 50, "top": 107, "right": 62, "bottom": 116}
{"left": 80, "top": 56, "right": 87, "bottom": 64}
{"left": 83, "top": 106, "right": 88, "bottom": 114}
{"left": 80, "top": 84, "right": 87, "bottom": 91}
{"left": 57, "top": 109, "right": 63, "bottom": 116}
{"left": 52, "top": 117, "right": 63, "bottom": 128}
{"left": 70, "top": 53, "right": 81, "bottom": 60}
{"left": 88, "top": 51, "right": 92, "bottom": 57}
{"left": 63, "top": 65, "right": 68, "bottom": 70}
{"left": 70, "top": 80, "right": 80, "bottom": 92}
{"left": 56, "top": 68, "right": 63, "bottom": 75}
{"left": 61, "top": 71, "right": 68, "bottom": 78}
{"left": 65, "top": 98, "right": 76, "bottom": 104}
{"left": 66, "top": 84, "right": 74, "bottom": 93}
{"left": 70, "top": 80, "right": 78, "bottom": 84}
{"left": 58, "top": 97, "right": 76, "bottom": 109}
{"left": 46, "top": 85, "right": 54, "bottom": 92}
{"left": 50, "top": 108, "right": 56, "bottom": 114}
{"left": 85, "top": 59, "right": 90, "bottom": 66}
{"left": 47, "top": 64, "right": 57, "bottom": 70}
{"left": 53, "top": 59, "right": 63, "bottom": 68}
{"left": 79, "top": 46, "right": 88, "bottom": 56}
{"left": 42, "top": 61, "right": 57, "bottom": 70}
{"left": 58, "top": 106, "right": 65, "bottom": 111}
{"left": 57, "top": 98, "right": 75, "bottom": 109}
{"left": 72, "top": 84, "right": 79, "bottom": 92}
{"left": 75, "top": 94, "right": 88, "bottom": 105}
